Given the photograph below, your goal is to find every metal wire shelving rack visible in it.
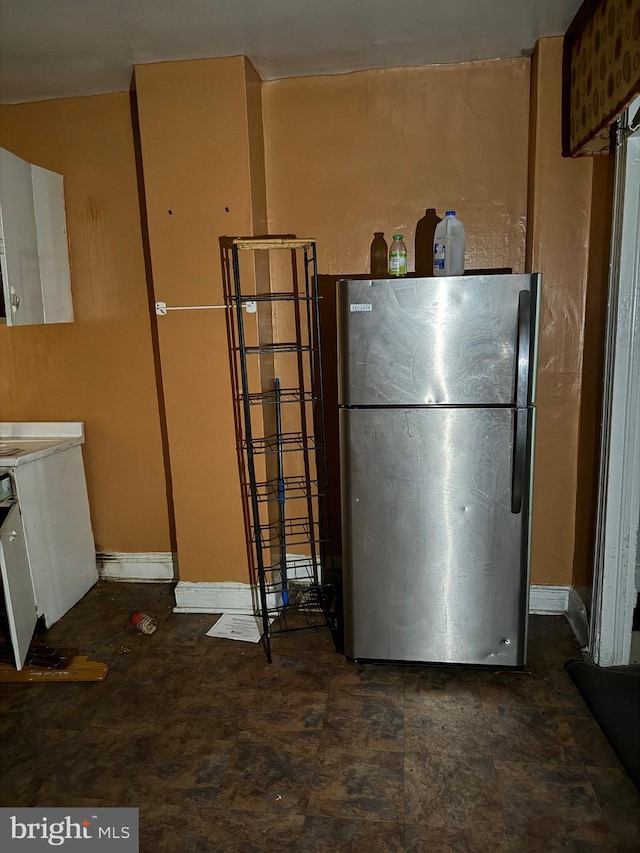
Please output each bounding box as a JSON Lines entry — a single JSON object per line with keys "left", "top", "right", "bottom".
{"left": 220, "top": 236, "right": 340, "bottom": 662}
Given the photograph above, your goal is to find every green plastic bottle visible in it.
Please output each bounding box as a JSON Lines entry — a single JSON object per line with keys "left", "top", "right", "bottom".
{"left": 389, "top": 234, "right": 407, "bottom": 277}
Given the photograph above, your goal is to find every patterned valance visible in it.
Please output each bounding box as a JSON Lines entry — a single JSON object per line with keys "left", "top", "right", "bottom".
{"left": 563, "top": 0, "right": 640, "bottom": 157}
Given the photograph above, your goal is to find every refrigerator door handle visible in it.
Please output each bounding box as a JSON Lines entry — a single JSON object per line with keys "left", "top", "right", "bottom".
{"left": 515, "top": 290, "right": 530, "bottom": 408}
{"left": 512, "top": 290, "right": 531, "bottom": 513}
{"left": 511, "top": 408, "right": 528, "bottom": 514}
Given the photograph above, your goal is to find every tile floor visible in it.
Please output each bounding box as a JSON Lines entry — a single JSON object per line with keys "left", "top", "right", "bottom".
{"left": 1, "top": 581, "right": 639, "bottom": 852}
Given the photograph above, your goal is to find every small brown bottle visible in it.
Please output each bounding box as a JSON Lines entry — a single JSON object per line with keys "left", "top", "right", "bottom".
{"left": 370, "top": 232, "right": 388, "bottom": 275}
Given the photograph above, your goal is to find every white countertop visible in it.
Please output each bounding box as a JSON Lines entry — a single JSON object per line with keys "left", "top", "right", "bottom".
{"left": 0, "top": 423, "right": 85, "bottom": 467}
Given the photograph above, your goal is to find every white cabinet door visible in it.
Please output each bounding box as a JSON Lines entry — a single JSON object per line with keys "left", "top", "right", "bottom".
{"left": 0, "top": 148, "right": 44, "bottom": 325}
{"left": 0, "top": 502, "right": 37, "bottom": 670}
{"left": 31, "top": 164, "right": 74, "bottom": 323}
{"left": 15, "top": 447, "right": 97, "bottom": 627}
{"left": 0, "top": 147, "right": 74, "bottom": 326}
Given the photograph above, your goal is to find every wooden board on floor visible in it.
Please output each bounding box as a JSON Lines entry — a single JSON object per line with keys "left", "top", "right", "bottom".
{"left": 0, "top": 655, "right": 108, "bottom": 682}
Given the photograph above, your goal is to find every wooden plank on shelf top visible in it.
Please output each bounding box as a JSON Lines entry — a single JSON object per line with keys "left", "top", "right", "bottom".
{"left": 220, "top": 235, "right": 315, "bottom": 251}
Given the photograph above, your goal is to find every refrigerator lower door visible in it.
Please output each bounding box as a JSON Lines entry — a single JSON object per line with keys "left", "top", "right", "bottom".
{"left": 340, "top": 407, "right": 531, "bottom": 666}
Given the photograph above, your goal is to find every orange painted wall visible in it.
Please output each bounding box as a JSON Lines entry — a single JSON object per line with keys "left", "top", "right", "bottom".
{"left": 526, "top": 38, "right": 595, "bottom": 586}
{"left": 262, "top": 57, "right": 535, "bottom": 567}
{"left": 0, "top": 48, "right": 606, "bottom": 594}
{"left": 263, "top": 59, "right": 531, "bottom": 275}
{"left": 0, "top": 93, "right": 172, "bottom": 552}
{"left": 264, "top": 51, "right": 605, "bottom": 590}
{"left": 133, "top": 57, "right": 268, "bottom": 583}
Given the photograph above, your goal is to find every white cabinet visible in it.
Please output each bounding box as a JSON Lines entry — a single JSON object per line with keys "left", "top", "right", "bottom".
{"left": 0, "top": 147, "right": 73, "bottom": 326}
{"left": 0, "top": 423, "right": 97, "bottom": 649}
{"left": 0, "top": 500, "right": 37, "bottom": 670}
{"left": 0, "top": 148, "right": 41, "bottom": 323}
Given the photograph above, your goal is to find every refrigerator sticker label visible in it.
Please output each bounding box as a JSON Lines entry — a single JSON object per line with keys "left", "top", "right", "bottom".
{"left": 350, "top": 303, "right": 372, "bottom": 312}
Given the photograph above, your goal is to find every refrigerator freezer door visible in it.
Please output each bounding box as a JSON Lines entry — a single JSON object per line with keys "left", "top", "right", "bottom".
{"left": 341, "top": 406, "right": 531, "bottom": 665}
{"left": 337, "top": 275, "right": 539, "bottom": 407}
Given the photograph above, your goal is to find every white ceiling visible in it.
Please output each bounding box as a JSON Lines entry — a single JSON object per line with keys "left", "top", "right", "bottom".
{"left": 0, "top": 0, "right": 582, "bottom": 105}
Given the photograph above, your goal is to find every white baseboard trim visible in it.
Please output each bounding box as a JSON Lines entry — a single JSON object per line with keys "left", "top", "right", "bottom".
{"left": 174, "top": 551, "right": 341, "bottom": 615}
{"left": 174, "top": 579, "right": 575, "bottom": 618}
{"left": 286, "top": 552, "right": 320, "bottom": 582}
{"left": 97, "top": 552, "right": 177, "bottom": 583}
{"left": 174, "top": 581, "right": 260, "bottom": 615}
{"left": 528, "top": 584, "right": 570, "bottom": 614}
{"left": 567, "top": 586, "right": 590, "bottom": 649}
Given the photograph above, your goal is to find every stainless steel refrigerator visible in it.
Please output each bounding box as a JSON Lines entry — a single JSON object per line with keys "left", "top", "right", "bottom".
{"left": 337, "top": 274, "right": 540, "bottom": 667}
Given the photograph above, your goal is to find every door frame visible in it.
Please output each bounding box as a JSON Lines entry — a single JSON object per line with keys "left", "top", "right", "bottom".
{"left": 590, "top": 99, "right": 640, "bottom": 667}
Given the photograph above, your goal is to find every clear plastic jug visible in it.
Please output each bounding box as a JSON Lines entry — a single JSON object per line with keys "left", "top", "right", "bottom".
{"left": 433, "top": 211, "right": 465, "bottom": 276}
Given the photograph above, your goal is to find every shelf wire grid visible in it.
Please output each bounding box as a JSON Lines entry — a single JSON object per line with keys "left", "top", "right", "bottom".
{"left": 219, "top": 236, "right": 340, "bottom": 661}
